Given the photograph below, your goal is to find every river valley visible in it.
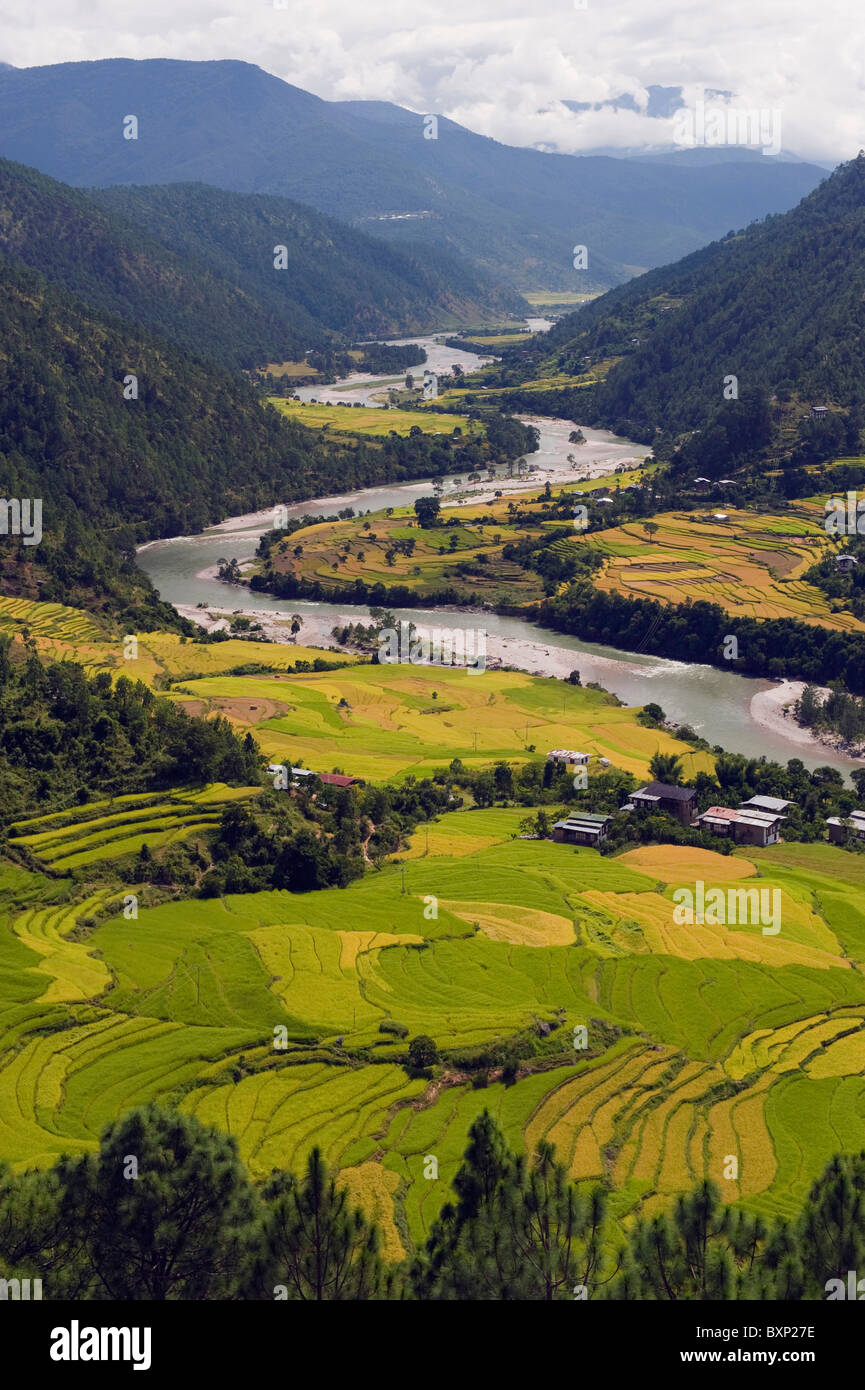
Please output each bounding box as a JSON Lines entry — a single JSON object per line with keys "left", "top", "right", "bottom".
{"left": 137, "top": 333, "right": 858, "bottom": 774}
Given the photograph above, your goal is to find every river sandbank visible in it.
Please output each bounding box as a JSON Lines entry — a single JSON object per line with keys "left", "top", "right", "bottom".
{"left": 750, "top": 680, "right": 864, "bottom": 763}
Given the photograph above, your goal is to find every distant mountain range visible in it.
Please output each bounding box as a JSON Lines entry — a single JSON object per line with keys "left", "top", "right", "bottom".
{"left": 518, "top": 154, "right": 865, "bottom": 436}
{"left": 0, "top": 59, "right": 829, "bottom": 292}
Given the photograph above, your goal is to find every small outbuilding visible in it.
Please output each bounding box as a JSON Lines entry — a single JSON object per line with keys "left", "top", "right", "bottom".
{"left": 547, "top": 749, "right": 590, "bottom": 767}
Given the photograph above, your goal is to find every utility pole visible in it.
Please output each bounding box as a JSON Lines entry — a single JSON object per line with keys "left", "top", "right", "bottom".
{"left": 401, "top": 865, "right": 407, "bottom": 895}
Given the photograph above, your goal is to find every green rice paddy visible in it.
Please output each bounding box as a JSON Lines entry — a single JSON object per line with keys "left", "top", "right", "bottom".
{"left": 2, "top": 808, "right": 865, "bottom": 1256}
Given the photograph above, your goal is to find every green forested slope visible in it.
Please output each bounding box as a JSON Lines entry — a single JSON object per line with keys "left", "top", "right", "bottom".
{"left": 513, "top": 155, "right": 865, "bottom": 435}
{"left": 0, "top": 159, "right": 520, "bottom": 370}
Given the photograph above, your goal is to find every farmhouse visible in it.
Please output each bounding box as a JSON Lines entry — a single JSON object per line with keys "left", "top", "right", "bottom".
{"left": 628, "top": 782, "right": 697, "bottom": 824}
{"left": 810, "top": 404, "right": 829, "bottom": 417}
{"left": 836, "top": 554, "right": 858, "bottom": 572}
{"left": 827, "top": 810, "right": 865, "bottom": 844}
{"left": 740, "top": 795, "right": 790, "bottom": 815}
{"left": 694, "top": 805, "right": 783, "bottom": 848}
{"left": 547, "top": 748, "right": 590, "bottom": 767}
{"left": 270, "top": 766, "right": 363, "bottom": 791}
{"left": 553, "top": 813, "right": 611, "bottom": 846}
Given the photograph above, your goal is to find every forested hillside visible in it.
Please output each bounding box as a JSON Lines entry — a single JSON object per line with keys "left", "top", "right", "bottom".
{"left": 0, "top": 159, "right": 519, "bottom": 370}
{"left": 0, "top": 243, "right": 531, "bottom": 621}
{"left": 0, "top": 644, "right": 260, "bottom": 822}
{"left": 509, "top": 155, "right": 865, "bottom": 437}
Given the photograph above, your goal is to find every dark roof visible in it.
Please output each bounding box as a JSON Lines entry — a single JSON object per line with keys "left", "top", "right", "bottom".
{"left": 636, "top": 781, "right": 696, "bottom": 801}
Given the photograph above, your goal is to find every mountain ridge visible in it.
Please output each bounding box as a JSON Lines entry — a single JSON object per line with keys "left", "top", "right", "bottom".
{"left": 0, "top": 57, "right": 828, "bottom": 292}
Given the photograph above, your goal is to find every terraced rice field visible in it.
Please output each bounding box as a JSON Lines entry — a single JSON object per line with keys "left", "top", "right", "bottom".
{"left": 571, "top": 505, "right": 862, "bottom": 631}
{"left": 268, "top": 399, "right": 477, "bottom": 437}
{"left": 2, "top": 808, "right": 865, "bottom": 1256}
{"left": 267, "top": 504, "right": 548, "bottom": 604}
{"left": 0, "top": 592, "right": 359, "bottom": 687}
{"left": 8, "top": 785, "right": 259, "bottom": 870}
{"left": 166, "top": 664, "right": 712, "bottom": 783}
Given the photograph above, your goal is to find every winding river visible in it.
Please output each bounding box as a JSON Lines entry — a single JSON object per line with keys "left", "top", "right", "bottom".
{"left": 137, "top": 333, "right": 856, "bottom": 774}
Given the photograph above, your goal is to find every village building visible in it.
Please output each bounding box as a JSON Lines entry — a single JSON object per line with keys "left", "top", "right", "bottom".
{"left": 627, "top": 782, "right": 697, "bottom": 824}
{"left": 827, "top": 810, "right": 865, "bottom": 844}
{"left": 739, "top": 796, "right": 790, "bottom": 815}
{"left": 547, "top": 748, "right": 590, "bottom": 767}
{"left": 268, "top": 766, "right": 363, "bottom": 791}
{"left": 694, "top": 805, "right": 783, "bottom": 848}
{"left": 836, "top": 554, "right": 858, "bottom": 572}
{"left": 553, "top": 813, "right": 611, "bottom": 846}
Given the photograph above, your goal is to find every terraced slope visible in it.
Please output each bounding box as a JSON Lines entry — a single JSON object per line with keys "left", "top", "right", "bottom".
{"left": 2, "top": 813, "right": 865, "bottom": 1258}
{"left": 166, "top": 666, "right": 712, "bottom": 783}
{"left": 569, "top": 506, "right": 860, "bottom": 630}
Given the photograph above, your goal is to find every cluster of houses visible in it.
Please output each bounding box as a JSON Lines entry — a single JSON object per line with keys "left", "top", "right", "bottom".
{"left": 552, "top": 779, "right": 792, "bottom": 849}
{"left": 262, "top": 748, "right": 859, "bottom": 851}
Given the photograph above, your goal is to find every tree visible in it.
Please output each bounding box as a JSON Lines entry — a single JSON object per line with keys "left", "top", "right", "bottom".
{"left": 44, "top": 1105, "right": 261, "bottom": 1299}
{"left": 796, "top": 685, "right": 822, "bottom": 727}
{"left": 643, "top": 521, "right": 659, "bottom": 542}
{"left": 611, "top": 1180, "right": 766, "bottom": 1300}
{"left": 408, "top": 1035, "right": 439, "bottom": 1069}
{"left": 472, "top": 771, "right": 496, "bottom": 807}
{"left": 649, "top": 752, "right": 683, "bottom": 784}
{"left": 414, "top": 496, "right": 441, "bottom": 529}
{"left": 259, "top": 1148, "right": 387, "bottom": 1300}
{"left": 290, "top": 614, "right": 303, "bottom": 640}
{"left": 217, "top": 556, "right": 242, "bottom": 583}
{"left": 794, "top": 1152, "right": 865, "bottom": 1298}
{"left": 493, "top": 762, "right": 514, "bottom": 800}
{"left": 415, "top": 1116, "right": 608, "bottom": 1300}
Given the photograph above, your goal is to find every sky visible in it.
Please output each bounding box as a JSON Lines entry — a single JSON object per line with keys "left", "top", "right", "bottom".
{"left": 0, "top": 0, "right": 862, "bottom": 164}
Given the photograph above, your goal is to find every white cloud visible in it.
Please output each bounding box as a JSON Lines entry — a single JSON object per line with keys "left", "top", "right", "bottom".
{"left": 0, "top": 0, "right": 858, "bottom": 162}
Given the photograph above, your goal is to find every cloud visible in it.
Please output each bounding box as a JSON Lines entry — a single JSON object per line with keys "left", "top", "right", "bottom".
{"left": 0, "top": 0, "right": 858, "bottom": 163}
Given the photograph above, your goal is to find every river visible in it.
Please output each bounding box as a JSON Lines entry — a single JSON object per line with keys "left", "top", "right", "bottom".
{"left": 137, "top": 331, "right": 856, "bottom": 774}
